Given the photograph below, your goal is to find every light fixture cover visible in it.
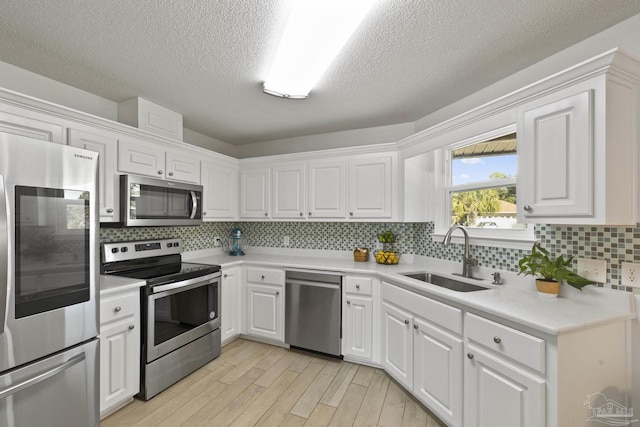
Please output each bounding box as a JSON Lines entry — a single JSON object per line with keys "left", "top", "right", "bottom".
{"left": 263, "top": 0, "right": 377, "bottom": 99}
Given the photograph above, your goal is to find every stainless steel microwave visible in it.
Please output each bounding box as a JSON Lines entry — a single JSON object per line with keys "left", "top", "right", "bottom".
{"left": 120, "top": 175, "right": 203, "bottom": 226}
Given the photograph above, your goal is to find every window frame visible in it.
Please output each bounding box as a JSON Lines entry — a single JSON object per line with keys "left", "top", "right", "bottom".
{"left": 431, "top": 124, "right": 535, "bottom": 249}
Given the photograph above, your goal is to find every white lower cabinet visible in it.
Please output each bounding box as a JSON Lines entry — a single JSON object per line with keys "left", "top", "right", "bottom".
{"left": 342, "top": 276, "right": 376, "bottom": 362}
{"left": 381, "top": 282, "right": 463, "bottom": 427}
{"left": 246, "top": 268, "right": 284, "bottom": 342}
{"left": 221, "top": 267, "right": 242, "bottom": 344}
{"left": 99, "top": 288, "right": 140, "bottom": 419}
{"left": 465, "top": 344, "right": 545, "bottom": 427}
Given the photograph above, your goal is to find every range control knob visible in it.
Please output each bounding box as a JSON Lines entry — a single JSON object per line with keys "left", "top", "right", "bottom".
{"left": 121, "top": 247, "right": 128, "bottom": 253}
{"left": 174, "top": 242, "right": 180, "bottom": 247}
{"left": 167, "top": 242, "right": 173, "bottom": 248}
{"left": 111, "top": 248, "right": 119, "bottom": 254}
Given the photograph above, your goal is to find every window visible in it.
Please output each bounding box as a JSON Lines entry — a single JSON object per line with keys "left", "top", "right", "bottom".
{"left": 449, "top": 133, "right": 524, "bottom": 230}
{"left": 431, "top": 127, "right": 535, "bottom": 248}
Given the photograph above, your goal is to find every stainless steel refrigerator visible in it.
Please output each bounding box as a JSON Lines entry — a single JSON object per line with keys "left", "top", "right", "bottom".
{"left": 0, "top": 134, "right": 99, "bottom": 426}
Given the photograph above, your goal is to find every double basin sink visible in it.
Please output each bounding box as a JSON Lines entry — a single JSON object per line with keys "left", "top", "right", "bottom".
{"left": 401, "top": 272, "right": 489, "bottom": 292}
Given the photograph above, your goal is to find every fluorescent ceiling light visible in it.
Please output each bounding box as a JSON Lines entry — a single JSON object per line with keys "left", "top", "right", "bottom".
{"left": 263, "top": 0, "right": 377, "bottom": 99}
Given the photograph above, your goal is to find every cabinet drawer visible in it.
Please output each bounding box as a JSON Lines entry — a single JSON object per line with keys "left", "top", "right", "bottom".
{"left": 100, "top": 291, "right": 138, "bottom": 325}
{"left": 345, "top": 276, "right": 372, "bottom": 296}
{"left": 466, "top": 313, "right": 545, "bottom": 373}
{"left": 382, "top": 282, "right": 462, "bottom": 335}
{"left": 247, "top": 268, "right": 284, "bottom": 285}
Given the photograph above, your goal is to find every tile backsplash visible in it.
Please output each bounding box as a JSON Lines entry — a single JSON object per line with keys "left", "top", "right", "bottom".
{"left": 100, "top": 221, "right": 640, "bottom": 292}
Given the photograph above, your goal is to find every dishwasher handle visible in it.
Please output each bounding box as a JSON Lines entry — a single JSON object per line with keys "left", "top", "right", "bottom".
{"left": 285, "top": 279, "right": 340, "bottom": 290}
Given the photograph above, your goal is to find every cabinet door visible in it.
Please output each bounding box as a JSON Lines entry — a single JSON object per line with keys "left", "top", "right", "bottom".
{"left": 465, "top": 344, "right": 545, "bottom": 427}
{"left": 68, "top": 128, "right": 119, "bottom": 222}
{"left": 165, "top": 150, "right": 200, "bottom": 183}
{"left": 246, "top": 283, "right": 283, "bottom": 341}
{"left": 518, "top": 90, "right": 593, "bottom": 221}
{"left": 99, "top": 319, "right": 140, "bottom": 416}
{"left": 413, "top": 316, "right": 462, "bottom": 427}
{"left": 0, "top": 107, "right": 64, "bottom": 143}
{"left": 381, "top": 301, "right": 413, "bottom": 389}
{"left": 201, "top": 161, "right": 238, "bottom": 219}
{"left": 240, "top": 168, "right": 270, "bottom": 218}
{"left": 272, "top": 164, "right": 305, "bottom": 219}
{"left": 343, "top": 296, "right": 373, "bottom": 361}
{"left": 348, "top": 156, "right": 393, "bottom": 218}
{"left": 118, "top": 138, "right": 165, "bottom": 178}
{"left": 307, "top": 160, "right": 346, "bottom": 218}
{"left": 221, "top": 267, "right": 242, "bottom": 344}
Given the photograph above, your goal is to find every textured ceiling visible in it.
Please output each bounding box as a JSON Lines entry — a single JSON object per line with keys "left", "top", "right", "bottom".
{"left": 1, "top": 1, "right": 640, "bottom": 145}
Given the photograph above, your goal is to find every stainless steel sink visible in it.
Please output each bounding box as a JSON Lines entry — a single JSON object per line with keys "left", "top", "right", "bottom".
{"left": 401, "top": 272, "right": 488, "bottom": 292}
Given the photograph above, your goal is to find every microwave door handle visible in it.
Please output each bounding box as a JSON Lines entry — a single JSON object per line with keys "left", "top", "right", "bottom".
{"left": 190, "top": 191, "right": 198, "bottom": 219}
{"left": 0, "top": 175, "right": 7, "bottom": 335}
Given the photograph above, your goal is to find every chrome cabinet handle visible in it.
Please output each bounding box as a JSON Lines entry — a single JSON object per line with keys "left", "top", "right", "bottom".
{"left": 347, "top": 300, "right": 351, "bottom": 305}
{"left": 114, "top": 306, "right": 122, "bottom": 313}
{"left": 202, "top": 212, "right": 207, "bottom": 215}
{"left": 158, "top": 170, "right": 163, "bottom": 175}
{"left": 223, "top": 274, "right": 228, "bottom": 278}
{"left": 349, "top": 212, "right": 354, "bottom": 216}
{"left": 524, "top": 205, "right": 532, "bottom": 212}
{"left": 494, "top": 336, "right": 502, "bottom": 344}
{"left": 467, "top": 353, "right": 474, "bottom": 360}
{"left": 413, "top": 324, "right": 418, "bottom": 330}
{"left": 264, "top": 212, "right": 268, "bottom": 217}
{"left": 276, "top": 291, "right": 280, "bottom": 296}
{"left": 308, "top": 212, "right": 312, "bottom": 216}
{"left": 106, "top": 208, "right": 114, "bottom": 213}
{"left": 299, "top": 212, "right": 303, "bottom": 217}
{"left": 404, "top": 319, "right": 409, "bottom": 325}
{"left": 128, "top": 325, "right": 135, "bottom": 330}
{"left": 261, "top": 275, "right": 265, "bottom": 280}
{"left": 355, "top": 284, "right": 360, "bottom": 289}
{"left": 168, "top": 172, "right": 174, "bottom": 176}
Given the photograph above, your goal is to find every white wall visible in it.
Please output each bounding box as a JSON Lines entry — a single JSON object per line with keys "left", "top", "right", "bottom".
{"left": 236, "top": 122, "right": 414, "bottom": 158}
{"left": 415, "top": 13, "right": 640, "bottom": 133}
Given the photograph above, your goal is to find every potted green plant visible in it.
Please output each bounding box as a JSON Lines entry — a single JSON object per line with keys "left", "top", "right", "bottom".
{"left": 518, "top": 242, "right": 594, "bottom": 297}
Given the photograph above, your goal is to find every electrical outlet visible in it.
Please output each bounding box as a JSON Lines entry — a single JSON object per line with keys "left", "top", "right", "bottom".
{"left": 576, "top": 258, "right": 607, "bottom": 283}
{"left": 283, "top": 236, "right": 290, "bottom": 247}
{"left": 621, "top": 262, "right": 640, "bottom": 288}
{"left": 213, "top": 236, "right": 221, "bottom": 248}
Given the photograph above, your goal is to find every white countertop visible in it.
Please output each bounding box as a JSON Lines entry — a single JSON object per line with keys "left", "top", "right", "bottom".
{"left": 99, "top": 274, "right": 146, "bottom": 296}
{"left": 183, "top": 248, "right": 636, "bottom": 337}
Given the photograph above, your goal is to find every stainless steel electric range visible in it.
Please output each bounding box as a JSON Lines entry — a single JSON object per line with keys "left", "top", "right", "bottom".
{"left": 101, "top": 238, "right": 221, "bottom": 400}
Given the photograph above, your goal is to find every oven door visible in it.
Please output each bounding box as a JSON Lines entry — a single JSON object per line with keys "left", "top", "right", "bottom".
{"left": 146, "top": 274, "right": 220, "bottom": 362}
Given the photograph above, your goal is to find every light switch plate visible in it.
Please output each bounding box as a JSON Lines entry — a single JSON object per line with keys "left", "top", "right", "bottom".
{"left": 621, "top": 262, "right": 640, "bottom": 288}
{"left": 576, "top": 258, "right": 607, "bottom": 283}
{"left": 283, "top": 235, "right": 290, "bottom": 247}
{"left": 213, "top": 236, "right": 221, "bottom": 247}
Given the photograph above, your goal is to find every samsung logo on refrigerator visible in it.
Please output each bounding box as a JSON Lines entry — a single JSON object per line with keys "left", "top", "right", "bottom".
{"left": 74, "top": 153, "right": 94, "bottom": 160}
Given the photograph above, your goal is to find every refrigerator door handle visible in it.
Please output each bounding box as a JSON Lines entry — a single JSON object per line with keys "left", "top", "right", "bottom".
{"left": 0, "top": 174, "right": 7, "bottom": 335}
{"left": 0, "top": 352, "right": 85, "bottom": 399}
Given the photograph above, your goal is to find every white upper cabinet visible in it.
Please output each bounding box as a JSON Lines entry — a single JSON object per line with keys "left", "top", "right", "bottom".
{"left": 240, "top": 168, "right": 270, "bottom": 218}
{"left": 165, "top": 150, "right": 200, "bottom": 183}
{"left": 118, "top": 137, "right": 199, "bottom": 183}
{"left": 201, "top": 160, "right": 238, "bottom": 220}
{"left": 348, "top": 154, "right": 394, "bottom": 219}
{"left": 68, "top": 128, "right": 119, "bottom": 222}
{"left": 307, "top": 160, "right": 346, "bottom": 219}
{"left": 517, "top": 50, "right": 640, "bottom": 225}
{"left": 272, "top": 163, "right": 306, "bottom": 219}
{"left": 118, "top": 97, "right": 183, "bottom": 141}
{"left": 0, "top": 104, "right": 64, "bottom": 143}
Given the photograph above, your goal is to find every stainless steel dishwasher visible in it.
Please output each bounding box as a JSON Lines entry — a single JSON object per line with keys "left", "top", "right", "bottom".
{"left": 285, "top": 270, "right": 342, "bottom": 357}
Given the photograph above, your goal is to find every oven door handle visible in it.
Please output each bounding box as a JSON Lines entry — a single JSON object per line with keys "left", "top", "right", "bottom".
{"left": 151, "top": 273, "right": 220, "bottom": 295}
{"left": 0, "top": 174, "right": 7, "bottom": 335}
{"left": 190, "top": 191, "right": 198, "bottom": 219}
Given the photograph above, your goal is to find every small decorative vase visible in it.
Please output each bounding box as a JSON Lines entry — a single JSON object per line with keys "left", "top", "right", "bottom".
{"left": 536, "top": 279, "right": 560, "bottom": 297}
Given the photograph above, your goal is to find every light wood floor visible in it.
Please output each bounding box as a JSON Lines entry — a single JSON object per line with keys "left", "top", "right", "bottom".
{"left": 101, "top": 338, "right": 446, "bottom": 427}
